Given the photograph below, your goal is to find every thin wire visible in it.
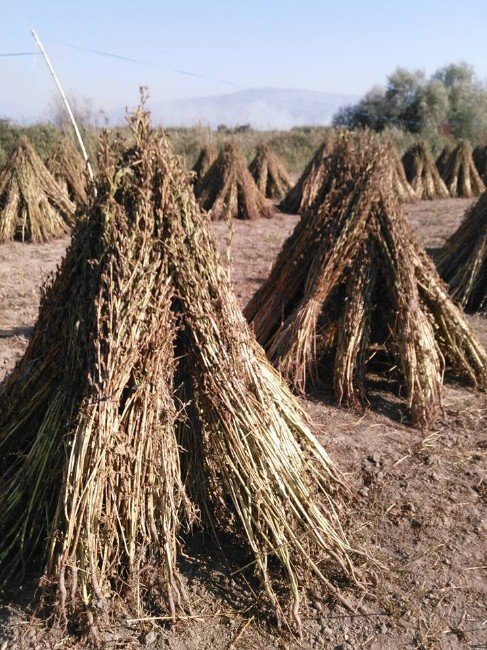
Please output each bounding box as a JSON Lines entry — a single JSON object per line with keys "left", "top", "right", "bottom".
{"left": 0, "top": 52, "right": 36, "bottom": 57}
{"left": 44, "top": 39, "right": 240, "bottom": 87}
{"left": 45, "top": 40, "right": 160, "bottom": 68}
{"left": 2, "top": 43, "right": 469, "bottom": 131}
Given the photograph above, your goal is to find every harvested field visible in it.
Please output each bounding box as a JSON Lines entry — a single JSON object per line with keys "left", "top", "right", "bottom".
{"left": 0, "top": 198, "right": 486, "bottom": 650}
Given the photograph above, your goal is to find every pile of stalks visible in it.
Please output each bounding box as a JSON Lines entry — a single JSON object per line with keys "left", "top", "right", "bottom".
{"left": 389, "top": 145, "right": 417, "bottom": 202}
{"left": 47, "top": 137, "right": 90, "bottom": 207}
{"left": 402, "top": 140, "right": 450, "bottom": 200}
{"left": 440, "top": 140, "right": 485, "bottom": 198}
{"left": 437, "top": 191, "right": 487, "bottom": 312}
{"left": 191, "top": 144, "right": 216, "bottom": 194}
{"left": 436, "top": 143, "right": 454, "bottom": 177}
{"left": 245, "top": 133, "right": 487, "bottom": 429}
{"left": 249, "top": 142, "right": 293, "bottom": 200}
{"left": 197, "top": 141, "right": 275, "bottom": 220}
{"left": 473, "top": 146, "right": 487, "bottom": 183}
{"left": 0, "top": 137, "right": 75, "bottom": 242}
{"left": 279, "top": 139, "right": 334, "bottom": 214}
{"left": 0, "top": 104, "right": 356, "bottom": 639}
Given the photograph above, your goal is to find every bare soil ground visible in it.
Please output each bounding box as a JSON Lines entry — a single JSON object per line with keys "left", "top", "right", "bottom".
{"left": 1, "top": 199, "right": 486, "bottom": 649}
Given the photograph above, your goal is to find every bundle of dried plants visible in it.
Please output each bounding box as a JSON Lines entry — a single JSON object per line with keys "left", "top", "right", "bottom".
{"left": 0, "top": 137, "right": 75, "bottom": 242}
{"left": 402, "top": 140, "right": 450, "bottom": 200}
{"left": 249, "top": 142, "right": 293, "bottom": 200}
{"left": 436, "top": 191, "right": 487, "bottom": 312}
{"left": 435, "top": 143, "right": 454, "bottom": 177}
{"left": 47, "top": 137, "right": 90, "bottom": 207}
{"left": 279, "top": 139, "right": 334, "bottom": 214}
{"left": 389, "top": 144, "right": 417, "bottom": 202}
{"left": 441, "top": 140, "right": 486, "bottom": 197}
{"left": 0, "top": 105, "right": 356, "bottom": 639}
{"left": 191, "top": 144, "right": 217, "bottom": 194}
{"left": 473, "top": 146, "right": 487, "bottom": 183}
{"left": 197, "top": 141, "right": 275, "bottom": 220}
{"left": 245, "top": 134, "right": 487, "bottom": 428}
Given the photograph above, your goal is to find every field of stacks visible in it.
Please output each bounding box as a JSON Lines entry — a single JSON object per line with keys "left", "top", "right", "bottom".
{"left": 1, "top": 196, "right": 486, "bottom": 650}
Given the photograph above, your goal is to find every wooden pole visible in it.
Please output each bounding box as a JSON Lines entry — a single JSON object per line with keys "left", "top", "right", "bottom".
{"left": 31, "top": 28, "right": 96, "bottom": 185}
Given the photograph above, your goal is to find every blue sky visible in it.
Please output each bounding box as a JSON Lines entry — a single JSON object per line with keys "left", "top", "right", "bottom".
{"left": 1, "top": 0, "right": 487, "bottom": 121}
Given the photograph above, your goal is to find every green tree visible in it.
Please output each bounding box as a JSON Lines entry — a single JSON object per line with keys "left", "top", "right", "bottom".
{"left": 434, "top": 63, "right": 487, "bottom": 140}
{"left": 333, "top": 62, "right": 487, "bottom": 146}
{"left": 385, "top": 68, "right": 425, "bottom": 130}
{"left": 418, "top": 79, "right": 450, "bottom": 140}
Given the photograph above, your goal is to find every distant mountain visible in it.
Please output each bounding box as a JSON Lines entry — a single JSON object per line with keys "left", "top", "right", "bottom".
{"left": 110, "top": 87, "right": 359, "bottom": 129}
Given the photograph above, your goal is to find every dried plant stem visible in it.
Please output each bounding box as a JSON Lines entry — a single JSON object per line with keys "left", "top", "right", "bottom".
{"left": 249, "top": 143, "right": 292, "bottom": 200}
{"left": 247, "top": 134, "right": 487, "bottom": 428}
{"left": 0, "top": 104, "right": 357, "bottom": 637}
{"left": 436, "top": 191, "right": 487, "bottom": 313}
{"left": 0, "top": 137, "right": 75, "bottom": 242}
{"left": 440, "top": 140, "right": 485, "bottom": 198}
{"left": 197, "top": 141, "right": 275, "bottom": 220}
{"left": 47, "top": 136, "right": 90, "bottom": 207}
{"left": 402, "top": 140, "right": 450, "bottom": 200}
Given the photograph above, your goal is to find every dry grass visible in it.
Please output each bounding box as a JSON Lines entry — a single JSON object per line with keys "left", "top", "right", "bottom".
{"left": 197, "top": 141, "right": 275, "bottom": 220}
{"left": 0, "top": 116, "right": 189, "bottom": 639}
{"left": 402, "top": 141, "right": 450, "bottom": 200}
{"left": 245, "top": 133, "right": 487, "bottom": 429}
{"left": 249, "top": 143, "right": 292, "bottom": 200}
{"left": 0, "top": 105, "right": 356, "bottom": 640}
{"left": 0, "top": 137, "right": 75, "bottom": 243}
{"left": 280, "top": 137, "right": 416, "bottom": 214}
{"left": 435, "top": 143, "right": 454, "bottom": 178}
{"left": 47, "top": 137, "right": 90, "bottom": 207}
{"left": 437, "top": 191, "right": 487, "bottom": 313}
{"left": 473, "top": 146, "right": 487, "bottom": 184}
{"left": 441, "top": 140, "right": 486, "bottom": 198}
{"left": 191, "top": 145, "right": 217, "bottom": 195}
{"left": 389, "top": 145, "right": 417, "bottom": 203}
{"left": 279, "top": 138, "right": 334, "bottom": 214}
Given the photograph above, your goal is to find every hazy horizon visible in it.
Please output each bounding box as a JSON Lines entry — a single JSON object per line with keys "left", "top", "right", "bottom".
{"left": 1, "top": 0, "right": 487, "bottom": 125}
{"left": 2, "top": 85, "right": 361, "bottom": 126}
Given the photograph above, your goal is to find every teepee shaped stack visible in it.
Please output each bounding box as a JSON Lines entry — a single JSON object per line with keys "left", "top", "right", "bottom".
{"left": 47, "top": 137, "right": 90, "bottom": 207}
{"left": 436, "top": 143, "right": 454, "bottom": 177}
{"left": 441, "top": 140, "right": 486, "bottom": 198}
{"left": 402, "top": 140, "right": 450, "bottom": 200}
{"left": 473, "top": 146, "right": 487, "bottom": 183}
{"left": 389, "top": 145, "right": 417, "bottom": 202}
{"left": 279, "top": 139, "right": 333, "bottom": 214}
{"left": 0, "top": 137, "right": 75, "bottom": 242}
{"left": 249, "top": 142, "right": 293, "bottom": 200}
{"left": 197, "top": 141, "right": 275, "bottom": 220}
{"left": 437, "top": 191, "right": 487, "bottom": 312}
{"left": 191, "top": 144, "right": 217, "bottom": 194}
{"left": 245, "top": 134, "right": 487, "bottom": 428}
{"left": 0, "top": 106, "right": 354, "bottom": 637}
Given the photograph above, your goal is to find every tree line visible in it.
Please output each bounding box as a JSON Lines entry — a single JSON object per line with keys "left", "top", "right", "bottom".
{"left": 333, "top": 62, "right": 487, "bottom": 145}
